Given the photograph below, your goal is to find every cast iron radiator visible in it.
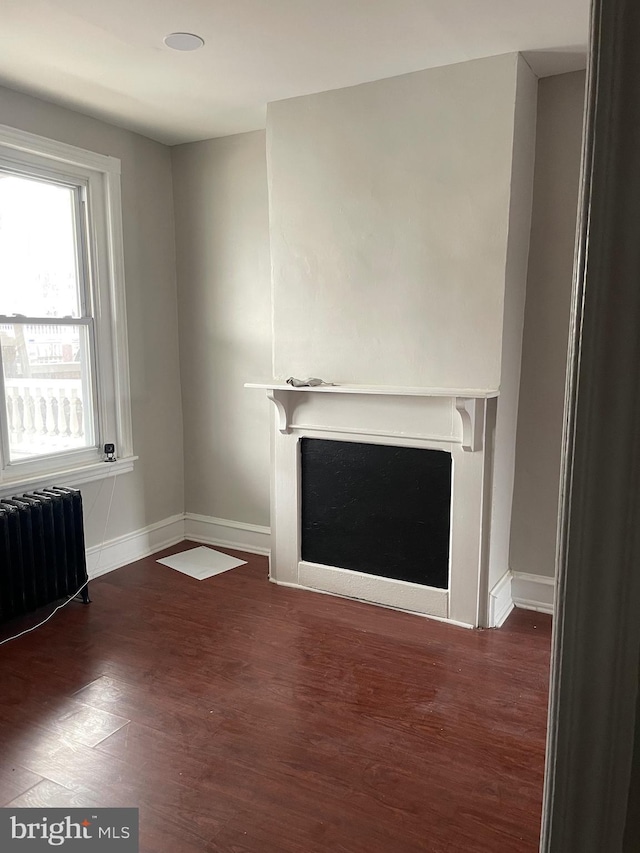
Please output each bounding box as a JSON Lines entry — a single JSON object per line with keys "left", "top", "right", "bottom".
{"left": 0, "top": 486, "right": 90, "bottom": 625}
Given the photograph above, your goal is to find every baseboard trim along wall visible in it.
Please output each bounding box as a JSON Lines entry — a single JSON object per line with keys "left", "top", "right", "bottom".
{"left": 85, "top": 513, "right": 272, "bottom": 579}
{"left": 85, "top": 514, "right": 555, "bottom": 621}
{"left": 489, "top": 570, "right": 514, "bottom": 627}
{"left": 488, "top": 570, "right": 555, "bottom": 623}
{"left": 183, "top": 513, "right": 271, "bottom": 556}
{"left": 86, "top": 514, "right": 186, "bottom": 579}
{"left": 511, "top": 571, "right": 555, "bottom": 614}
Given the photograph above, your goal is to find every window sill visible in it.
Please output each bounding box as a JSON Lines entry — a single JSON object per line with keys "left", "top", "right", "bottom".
{"left": 0, "top": 456, "right": 137, "bottom": 499}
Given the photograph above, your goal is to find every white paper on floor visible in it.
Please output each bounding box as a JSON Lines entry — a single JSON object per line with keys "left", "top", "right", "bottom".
{"left": 156, "top": 546, "right": 246, "bottom": 580}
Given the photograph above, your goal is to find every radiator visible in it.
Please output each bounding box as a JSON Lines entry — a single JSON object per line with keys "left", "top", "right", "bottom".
{"left": 0, "top": 486, "right": 90, "bottom": 625}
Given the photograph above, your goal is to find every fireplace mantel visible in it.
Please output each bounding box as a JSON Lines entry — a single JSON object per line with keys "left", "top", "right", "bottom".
{"left": 245, "top": 382, "right": 498, "bottom": 452}
{"left": 249, "top": 379, "right": 498, "bottom": 626}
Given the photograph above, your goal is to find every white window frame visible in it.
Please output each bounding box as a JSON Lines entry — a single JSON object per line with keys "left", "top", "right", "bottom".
{"left": 0, "top": 123, "right": 135, "bottom": 496}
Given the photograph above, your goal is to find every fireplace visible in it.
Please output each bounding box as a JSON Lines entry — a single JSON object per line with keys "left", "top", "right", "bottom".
{"left": 246, "top": 382, "right": 497, "bottom": 627}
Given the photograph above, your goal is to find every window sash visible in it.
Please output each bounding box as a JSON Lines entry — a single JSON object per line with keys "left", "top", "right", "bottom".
{"left": 0, "top": 170, "right": 91, "bottom": 320}
{"left": 0, "top": 122, "right": 133, "bottom": 488}
{"left": 0, "top": 168, "right": 101, "bottom": 470}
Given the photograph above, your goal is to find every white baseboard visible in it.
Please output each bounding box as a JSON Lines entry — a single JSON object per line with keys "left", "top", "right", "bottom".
{"left": 184, "top": 513, "right": 271, "bottom": 556}
{"left": 86, "top": 513, "right": 555, "bottom": 622}
{"left": 512, "top": 571, "right": 555, "bottom": 615}
{"left": 85, "top": 512, "right": 272, "bottom": 580}
{"left": 86, "top": 514, "right": 185, "bottom": 579}
{"left": 489, "top": 570, "right": 514, "bottom": 627}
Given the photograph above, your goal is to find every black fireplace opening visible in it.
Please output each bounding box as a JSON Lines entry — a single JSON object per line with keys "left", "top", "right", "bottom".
{"left": 300, "top": 438, "right": 452, "bottom": 589}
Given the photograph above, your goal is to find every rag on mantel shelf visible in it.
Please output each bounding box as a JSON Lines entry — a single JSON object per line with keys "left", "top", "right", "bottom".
{"left": 285, "top": 377, "right": 336, "bottom": 388}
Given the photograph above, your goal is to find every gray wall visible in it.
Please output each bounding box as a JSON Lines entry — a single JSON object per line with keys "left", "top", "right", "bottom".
{"left": 0, "top": 67, "right": 585, "bottom": 569}
{"left": 509, "top": 71, "right": 586, "bottom": 579}
{"left": 0, "top": 84, "right": 184, "bottom": 547}
{"left": 171, "top": 132, "right": 271, "bottom": 525}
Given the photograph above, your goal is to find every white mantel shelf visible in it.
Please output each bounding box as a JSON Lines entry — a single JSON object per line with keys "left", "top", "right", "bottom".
{"left": 245, "top": 382, "right": 499, "bottom": 398}
{"left": 246, "top": 382, "right": 499, "bottom": 452}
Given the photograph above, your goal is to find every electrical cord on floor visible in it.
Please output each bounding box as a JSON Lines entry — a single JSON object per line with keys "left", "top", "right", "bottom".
{"left": 0, "top": 472, "right": 118, "bottom": 647}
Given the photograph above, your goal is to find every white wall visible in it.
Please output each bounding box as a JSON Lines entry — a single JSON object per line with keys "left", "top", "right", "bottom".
{"left": 509, "top": 71, "right": 586, "bottom": 580}
{"left": 171, "top": 132, "right": 271, "bottom": 526}
{"left": 488, "top": 56, "right": 538, "bottom": 589}
{"left": 267, "top": 53, "right": 524, "bottom": 390}
{"left": 0, "top": 84, "right": 184, "bottom": 548}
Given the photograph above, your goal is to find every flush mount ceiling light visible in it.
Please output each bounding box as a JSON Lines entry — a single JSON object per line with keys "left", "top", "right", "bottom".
{"left": 163, "top": 32, "right": 205, "bottom": 51}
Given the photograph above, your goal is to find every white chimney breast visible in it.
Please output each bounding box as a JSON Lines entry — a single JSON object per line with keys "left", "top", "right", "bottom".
{"left": 267, "top": 52, "right": 528, "bottom": 390}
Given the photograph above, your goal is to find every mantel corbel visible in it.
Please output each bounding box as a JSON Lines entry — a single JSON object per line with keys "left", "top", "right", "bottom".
{"left": 267, "top": 389, "right": 292, "bottom": 433}
{"left": 454, "top": 397, "right": 486, "bottom": 452}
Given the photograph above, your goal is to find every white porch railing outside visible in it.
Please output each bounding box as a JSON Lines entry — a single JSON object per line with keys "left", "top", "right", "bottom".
{"left": 3, "top": 378, "right": 89, "bottom": 459}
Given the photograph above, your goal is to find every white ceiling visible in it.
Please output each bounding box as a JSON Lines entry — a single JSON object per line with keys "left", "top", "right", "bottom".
{"left": 0, "top": 0, "right": 590, "bottom": 146}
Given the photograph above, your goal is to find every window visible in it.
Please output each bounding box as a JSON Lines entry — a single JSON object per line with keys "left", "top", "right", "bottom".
{"left": 0, "top": 124, "right": 133, "bottom": 493}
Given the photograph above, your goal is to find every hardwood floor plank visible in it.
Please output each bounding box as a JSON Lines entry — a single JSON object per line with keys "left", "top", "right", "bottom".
{"left": 0, "top": 695, "right": 130, "bottom": 749}
{"left": 0, "top": 764, "right": 44, "bottom": 807}
{"left": 0, "top": 542, "right": 551, "bottom": 852}
{"left": 4, "top": 778, "right": 100, "bottom": 809}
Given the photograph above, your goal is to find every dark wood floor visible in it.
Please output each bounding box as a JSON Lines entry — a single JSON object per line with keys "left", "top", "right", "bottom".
{"left": 0, "top": 542, "right": 552, "bottom": 853}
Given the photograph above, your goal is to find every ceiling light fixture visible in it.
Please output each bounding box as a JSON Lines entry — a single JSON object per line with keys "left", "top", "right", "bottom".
{"left": 163, "top": 32, "right": 205, "bottom": 51}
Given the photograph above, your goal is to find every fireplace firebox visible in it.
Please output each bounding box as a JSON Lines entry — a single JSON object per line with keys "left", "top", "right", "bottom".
{"left": 301, "top": 438, "right": 451, "bottom": 588}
